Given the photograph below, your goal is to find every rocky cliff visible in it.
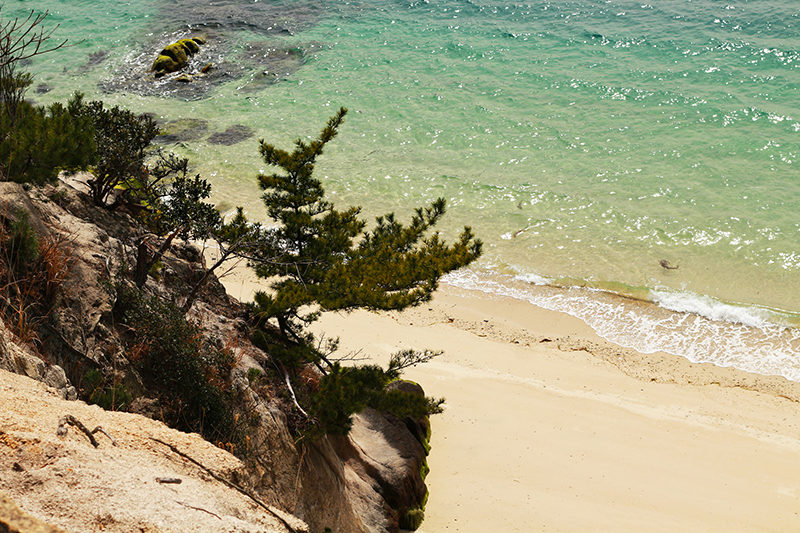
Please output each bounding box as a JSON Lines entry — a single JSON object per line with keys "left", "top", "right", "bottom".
{"left": 0, "top": 179, "right": 431, "bottom": 533}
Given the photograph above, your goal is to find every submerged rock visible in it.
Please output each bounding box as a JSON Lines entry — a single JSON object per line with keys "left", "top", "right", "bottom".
{"left": 208, "top": 124, "right": 255, "bottom": 146}
{"left": 160, "top": 0, "right": 325, "bottom": 36}
{"left": 234, "top": 42, "right": 323, "bottom": 92}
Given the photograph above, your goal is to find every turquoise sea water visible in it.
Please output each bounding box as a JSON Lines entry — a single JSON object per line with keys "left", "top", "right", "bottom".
{"left": 11, "top": 0, "right": 800, "bottom": 379}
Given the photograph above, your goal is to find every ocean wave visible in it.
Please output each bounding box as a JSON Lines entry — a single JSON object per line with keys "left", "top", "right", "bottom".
{"left": 444, "top": 268, "right": 800, "bottom": 381}
{"left": 650, "top": 289, "right": 785, "bottom": 329}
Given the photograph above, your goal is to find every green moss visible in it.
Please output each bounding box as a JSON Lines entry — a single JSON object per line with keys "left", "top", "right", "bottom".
{"left": 181, "top": 38, "right": 201, "bottom": 54}
{"left": 399, "top": 508, "right": 425, "bottom": 531}
{"left": 247, "top": 367, "right": 263, "bottom": 384}
{"left": 420, "top": 459, "right": 430, "bottom": 480}
{"left": 151, "top": 38, "right": 204, "bottom": 74}
{"left": 152, "top": 55, "right": 178, "bottom": 73}
{"left": 161, "top": 42, "right": 188, "bottom": 64}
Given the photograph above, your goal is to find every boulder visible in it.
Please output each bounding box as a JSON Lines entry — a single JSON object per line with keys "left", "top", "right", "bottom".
{"left": 42, "top": 365, "right": 78, "bottom": 401}
{"left": 0, "top": 320, "right": 45, "bottom": 381}
{"left": 151, "top": 37, "right": 206, "bottom": 75}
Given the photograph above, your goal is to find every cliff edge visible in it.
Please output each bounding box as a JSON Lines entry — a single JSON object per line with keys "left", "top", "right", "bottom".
{"left": 0, "top": 179, "right": 432, "bottom": 533}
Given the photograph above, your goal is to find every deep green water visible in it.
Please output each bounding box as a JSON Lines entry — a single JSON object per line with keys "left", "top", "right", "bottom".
{"left": 11, "top": 0, "right": 800, "bottom": 378}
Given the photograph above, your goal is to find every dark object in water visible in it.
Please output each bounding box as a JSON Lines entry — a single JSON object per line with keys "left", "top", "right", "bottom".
{"left": 152, "top": 37, "right": 206, "bottom": 75}
{"left": 155, "top": 118, "right": 209, "bottom": 144}
{"left": 207, "top": 124, "right": 255, "bottom": 146}
{"left": 660, "top": 259, "right": 679, "bottom": 270}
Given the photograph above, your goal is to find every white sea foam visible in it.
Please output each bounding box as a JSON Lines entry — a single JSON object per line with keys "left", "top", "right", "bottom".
{"left": 444, "top": 269, "right": 800, "bottom": 382}
{"left": 650, "top": 289, "right": 781, "bottom": 329}
{"left": 513, "top": 272, "right": 551, "bottom": 286}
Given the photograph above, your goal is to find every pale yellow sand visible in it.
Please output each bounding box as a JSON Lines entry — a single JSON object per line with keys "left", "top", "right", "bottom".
{"left": 215, "top": 261, "right": 800, "bottom": 532}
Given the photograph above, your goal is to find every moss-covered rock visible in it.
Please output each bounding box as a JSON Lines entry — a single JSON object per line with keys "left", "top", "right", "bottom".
{"left": 151, "top": 37, "right": 206, "bottom": 75}
{"left": 399, "top": 508, "right": 425, "bottom": 531}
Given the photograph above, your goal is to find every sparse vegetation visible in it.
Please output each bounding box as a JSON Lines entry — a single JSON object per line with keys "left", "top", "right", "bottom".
{"left": 83, "top": 369, "right": 131, "bottom": 411}
{"left": 0, "top": 208, "right": 75, "bottom": 346}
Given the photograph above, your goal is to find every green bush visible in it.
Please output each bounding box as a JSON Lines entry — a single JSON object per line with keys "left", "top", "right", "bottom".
{"left": 399, "top": 508, "right": 425, "bottom": 531}
{"left": 74, "top": 97, "right": 160, "bottom": 206}
{"left": 83, "top": 369, "right": 131, "bottom": 411}
{"left": 306, "top": 361, "right": 444, "bottom": 437}
{"left": 115, "top": 283, "right": 236, "bottom": 442}
{"left": 6, "top": 210, "right": 39, "bottom": 268}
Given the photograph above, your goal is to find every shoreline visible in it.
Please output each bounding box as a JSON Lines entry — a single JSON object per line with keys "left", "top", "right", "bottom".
{"left": 215, "top": 261, "right": 800, "bottom": 531}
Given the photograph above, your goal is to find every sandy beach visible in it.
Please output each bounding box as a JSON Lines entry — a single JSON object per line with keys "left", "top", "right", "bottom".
{"left": 215, "top": 261, "right": 800, "bottom": 532}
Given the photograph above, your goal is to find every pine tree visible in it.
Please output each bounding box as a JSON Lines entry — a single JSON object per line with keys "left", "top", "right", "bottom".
{"left": 0, "top": 95, "right": 95, "bottom": 185}
{"left": 249, "top": 107, "right": 482, "bottom": 436}
{"left": 252, "top": 106, "right": 482, "bottom": 347}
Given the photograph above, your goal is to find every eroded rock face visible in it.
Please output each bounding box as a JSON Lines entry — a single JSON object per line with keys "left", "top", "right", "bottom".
{"left": 0, "top": 368, "right": 306, "bottom": 533}
{"left": 0, "top": 180, "right": 435, "bottom": 533}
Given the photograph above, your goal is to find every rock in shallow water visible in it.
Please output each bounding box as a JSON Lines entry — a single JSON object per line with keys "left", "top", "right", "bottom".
{"left": 208, "top": 124, "right": 255, "bottom": 146}
{"left": 152, "top": 38, "right": 205, "bottom": 76}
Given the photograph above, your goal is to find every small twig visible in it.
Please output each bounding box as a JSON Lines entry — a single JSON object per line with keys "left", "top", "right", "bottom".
{"left": 92, "top": 426, "right": 118, "bottom": 446}
{"left": 279, "top": 363, "right": 308, "bottom": 418}
{"left": 56, "top": 415, "right": 117, "bottom": 447}
{"left": 176, "top": 501, "right": 221, "bottom": 519}
{"left": 156, "top": 477, "right": 182, "bottom": 484}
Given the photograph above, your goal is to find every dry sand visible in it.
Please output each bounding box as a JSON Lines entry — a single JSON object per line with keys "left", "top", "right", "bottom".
{"left": 215, "top": 261, "right": 800, "bottom": 532}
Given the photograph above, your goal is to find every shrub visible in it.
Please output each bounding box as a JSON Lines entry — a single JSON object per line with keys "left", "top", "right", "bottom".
{"left": 83, "top": 369, "right": 131, "bottom": 411}
{"left": 305, "top": 352, "right": 444, "bottom": 438}
{"left": 114, "top": 283, "right": 236, "bottom": 442}
{"left": 74, "top": 98, "right": 160, "bottom": 206}
{"left": 399, "top": 508, "right": 425, "bottom": 531}
{"left": 0, "top": 95, "right": 95, "bottom": 185}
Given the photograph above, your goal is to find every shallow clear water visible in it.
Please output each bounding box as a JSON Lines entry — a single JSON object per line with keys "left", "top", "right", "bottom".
{"left": 11, "top": 0, "right": 800, "bottom": 379}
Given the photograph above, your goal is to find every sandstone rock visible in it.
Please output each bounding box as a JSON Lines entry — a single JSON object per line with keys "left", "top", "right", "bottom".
{"left": 0, "top": 182, "right": 51, "bottom": 240}
{"left": 0, "top": 491, "right": 66, "bottom": 533}
{"left": 0, "top": 321, "right": 45, "bottom": 380}
{"left": 0, "top": 367, "right": 305, "bottom": 533}
{"left": 42, "top": 365, "right": 78, "bottom": 401}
